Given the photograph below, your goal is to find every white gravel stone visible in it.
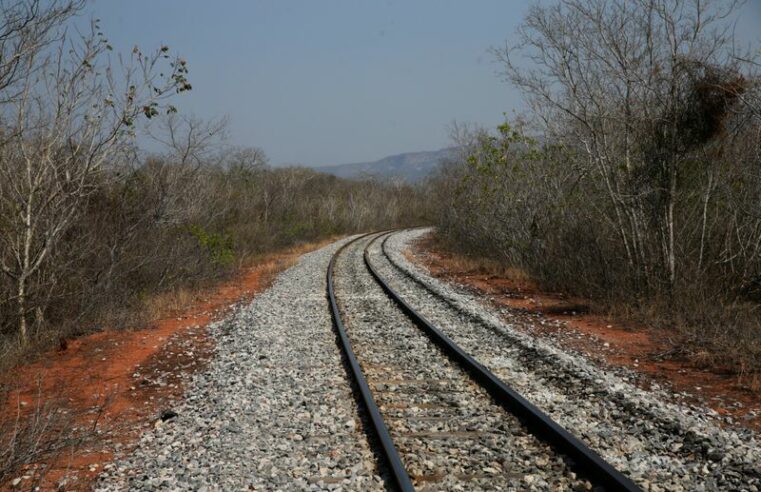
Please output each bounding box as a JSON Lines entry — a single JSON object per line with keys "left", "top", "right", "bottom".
{"left": 374, "top": 228, "right": 761, "bottom": 491}
{"left": 333, "top": 234, "right": 587, "bottom": 491}
{"left": 94, "top": 229, "right": 761, "bottom": 491}
{"left": 96, "top": 237, "right": 384, "bottom": 491}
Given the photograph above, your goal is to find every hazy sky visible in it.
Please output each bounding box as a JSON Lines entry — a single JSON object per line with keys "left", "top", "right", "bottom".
{"left": 88, "top": 1, "right": 761, "bottom": 166}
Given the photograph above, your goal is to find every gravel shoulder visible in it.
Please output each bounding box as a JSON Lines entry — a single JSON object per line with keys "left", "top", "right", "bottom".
{"left": 92, "top": 230, "right": 761, "bottom": 491}
{"left": 97, "top": 237, "right": 384, "bottom": 491}
{"left": 373, "top": 228, "right": 761, "bottom": 492}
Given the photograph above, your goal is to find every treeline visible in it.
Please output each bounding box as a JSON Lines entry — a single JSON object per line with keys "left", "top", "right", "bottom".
{"left": 0, "top": 1, "right": 423, "bottom": 364}
{"left": 0, "top": 141, "right": 422, "bottom": 361}
{"left": 429, "top": 0, "right": 761, "bottom": 377}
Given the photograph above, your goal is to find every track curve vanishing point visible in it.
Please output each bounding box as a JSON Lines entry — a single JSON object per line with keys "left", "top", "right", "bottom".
{"left": 328, "top": 231, "right": 640, "bottom": 491}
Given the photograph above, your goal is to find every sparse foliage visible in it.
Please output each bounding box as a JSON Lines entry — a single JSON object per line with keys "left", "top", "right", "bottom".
{"left": 432, "top": 0, "right": 761, "bottom": 378}
{"left": 0, "top": 4, "right": 193, "bottom": 344}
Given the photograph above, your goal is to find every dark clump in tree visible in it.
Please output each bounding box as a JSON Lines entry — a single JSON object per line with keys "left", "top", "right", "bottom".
{"left": 430, "top": 0, "right": 761, "bottom": 384}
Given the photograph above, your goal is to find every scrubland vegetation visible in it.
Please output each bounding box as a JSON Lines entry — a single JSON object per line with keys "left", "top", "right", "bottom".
{"left": 0, "top": 1, "right": 424, "bottom": 367}
{"left": 1, "top": 0, "right": 758, "bottom": 391}
{"left": 429, "top": 0, "right": 761, "bottom": 379}
{"left": 1, "top": 0, "right": 760, "bottom": 486}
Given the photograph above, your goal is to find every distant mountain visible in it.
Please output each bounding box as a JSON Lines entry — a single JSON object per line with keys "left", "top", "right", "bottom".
{"left": 315, "top": 147, "right": 457, "bottom": 182}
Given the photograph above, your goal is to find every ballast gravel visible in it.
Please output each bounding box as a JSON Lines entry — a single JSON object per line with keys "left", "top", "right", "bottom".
{"left": 94, "top": 229, "right": 761, "bottom": 492}
{"left": 333, "top": 235, "right": 588, "bottom": 491}
{"left": 96, "top": 237, "right": 384, "bottom": 491}
{"left": 372, "top": 228, "right": 761, "bottom": 492}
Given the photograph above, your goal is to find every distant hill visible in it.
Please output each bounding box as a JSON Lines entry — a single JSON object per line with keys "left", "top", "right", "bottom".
{"left": 315, "top": 148, "right": 457, "bottom": 182}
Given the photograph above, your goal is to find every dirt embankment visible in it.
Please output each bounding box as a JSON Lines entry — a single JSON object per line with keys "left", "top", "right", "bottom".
{"left": 0, "top": 239, "right": 336, "bottom": 491}
{"left": 407, "top": 233, "right": 761, "bottom": 433}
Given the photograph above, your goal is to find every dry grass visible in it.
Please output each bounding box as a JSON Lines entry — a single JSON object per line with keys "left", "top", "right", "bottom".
{"left": 429, "top": 233, "right": 761, "bottom": 389}
{"left": 141, "top": 287, "right": 201, "bottom": 323}
{"left": 0, "top": 334, "right": 65, "bottom": 376}
{"left": 141, "top": 236, "right": 341, "bottom": 324}
{"left": 674, "top": 304, "right": 761, "bottom": 390}
{"left": 0, "top": 236, "right": 343, "bottom": 488}
{"left": 421, "top": 236, "right": 534, "bottom": 286}
{"left": 2, "top": 235, "right": 342, "bottom": 373}
{"left": 0, "top": 383, "right": 110, "bottom": 488}
{"left": 242, "top": 235, "right": 342, "bottom": 266}
{"left": 443, "top": 254, "right": 513, "bottom": 276}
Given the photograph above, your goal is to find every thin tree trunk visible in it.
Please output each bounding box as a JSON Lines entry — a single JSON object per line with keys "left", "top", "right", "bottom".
{"left": 666, "top": 161, "right": 677, "bottom": 294}
{"left": 18, "top": 276, "right": 27, "bottom": 344}
{"left": 19, "top": 187, "right": 34, "bottom": 344}
{"left": 698, "top": 173, "right": 714, "bottom": 271}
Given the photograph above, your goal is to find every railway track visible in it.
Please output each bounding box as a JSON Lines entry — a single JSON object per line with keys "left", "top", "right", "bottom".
{"left": 327, "top": 232, "right": 641, "bottom": 491}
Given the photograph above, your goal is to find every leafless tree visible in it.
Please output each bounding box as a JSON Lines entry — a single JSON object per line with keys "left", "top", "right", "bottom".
{"left": 0, "top": 16, "right": 191, "bottom": 343}
{"left": 0, "top": 0, "right": 85, "bottom": 105}
{"left": 149, "top": 113, "right": 229, "bottom": 168}
{"left": 431, "top": 0, "right": 761, "bottom": 376}
{"left": 226, "top": 146, "right": 268, "bottom": 172}
{"left": 493, "top": 0, "right": 757, "bottom": 295}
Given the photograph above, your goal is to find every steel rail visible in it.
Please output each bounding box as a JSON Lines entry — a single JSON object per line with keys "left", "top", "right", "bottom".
{"left": 364, "top": 232, "right": 642, "bottom": 492}
{"left": 326, "top": 233, "right": 415, "bottom": 492}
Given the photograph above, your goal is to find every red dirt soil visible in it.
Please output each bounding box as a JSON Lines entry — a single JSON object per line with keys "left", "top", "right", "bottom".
{"left": 407, "top": 234, "right": 761, "bottom": 432}
{"left": 0, "top": 240, "right": 333, "bottom": 491}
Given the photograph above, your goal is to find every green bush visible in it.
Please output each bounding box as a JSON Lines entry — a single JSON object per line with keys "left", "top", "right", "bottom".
{"left": 189, "top": 225, "right": 235, "bottom": 267}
